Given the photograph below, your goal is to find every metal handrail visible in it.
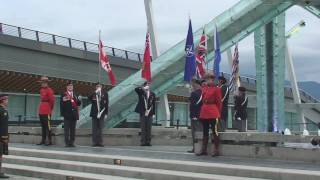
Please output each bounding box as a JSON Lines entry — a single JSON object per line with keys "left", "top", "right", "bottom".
{"left": 217, "top": 71, "right": 319, "bottom": 103}
{"left": 0, "top": 22, "right": 143, "bottom": 62}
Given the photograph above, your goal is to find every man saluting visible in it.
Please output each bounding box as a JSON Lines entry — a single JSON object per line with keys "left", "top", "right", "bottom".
{"left": 60, "top": 81, "right": 81, "bottom": 147}
{"left": 135, "top": 82, "right": 156, "bottom": 146}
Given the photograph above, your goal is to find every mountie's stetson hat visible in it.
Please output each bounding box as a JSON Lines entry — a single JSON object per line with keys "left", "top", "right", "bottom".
{"left": 37, "top": 76, "right": 51, "bottom": 82}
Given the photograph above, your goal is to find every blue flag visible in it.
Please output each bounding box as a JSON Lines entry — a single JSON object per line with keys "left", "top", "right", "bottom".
{"left": 213, "top": 27, "right": 221, "bottom": 77}
{"left": 184, "top": 19, "right": 196, "bottom": 82}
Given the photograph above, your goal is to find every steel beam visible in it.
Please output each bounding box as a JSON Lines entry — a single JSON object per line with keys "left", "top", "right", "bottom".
{"left": 304, "top": 6, "right": 320, "bottom": 18}
{"left": 254, "top": 13, "right": 286, "bottom": 132}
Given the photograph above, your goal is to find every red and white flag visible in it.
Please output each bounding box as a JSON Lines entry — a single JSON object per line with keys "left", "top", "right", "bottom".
{"left": 141, "top": 32, "right": 151, "bottom": 82}
{"left": 195, "top": 29, "right": 207, "bottom": 78}
{"left": 99, "top": 40, "right": 117, "bottom": 86}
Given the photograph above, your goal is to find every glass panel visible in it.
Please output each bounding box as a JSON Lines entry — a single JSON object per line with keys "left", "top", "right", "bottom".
{"left": 172, "top": 103, "right": 188, "bottom": 126}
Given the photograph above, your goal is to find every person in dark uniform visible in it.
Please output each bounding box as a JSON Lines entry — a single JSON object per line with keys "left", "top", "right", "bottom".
{"left": 197, "top": 73, "right": 222, "bottom": 157}
{"left": 188, "top": 79, "right": 203, "bottom": 153}
{"left": 234, "top": 87, "right": 248, "bottom": 132}
{"left": 0, "top": 94, "right": 9, "bottom": 178}
{"left": 135, "top": 82, "right": 156, "bottom": 146}
{"left": 218, "top": 76, "right": 229, "bottom": 132}
{"left": 60, "top": 82, "right": 81, "bottom": 147}
{"left": 37, "top": 76, "right": 55, "bottom": 146}
{"left": 89, "top": 83, "right": 108, "bottom": 147}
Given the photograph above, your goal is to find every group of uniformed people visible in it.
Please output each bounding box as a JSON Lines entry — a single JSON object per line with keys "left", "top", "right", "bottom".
{"left": 36, "top": 77, "right": 108, "bottom": 148}
{"left": 0, "top": 73, "right": 247, "bottom": 177}
{"left": 188, "top": 73, "right": 248, "bottom": 156}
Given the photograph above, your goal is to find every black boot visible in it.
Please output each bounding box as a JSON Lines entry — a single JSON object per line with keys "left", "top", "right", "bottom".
{"left": 37, "top": 140, "right": 45, "bottom": 145}
{"left": 0, "top": 173, "right": 9, "bottom": 179}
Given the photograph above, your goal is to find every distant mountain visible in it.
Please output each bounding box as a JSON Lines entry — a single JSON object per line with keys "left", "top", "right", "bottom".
{"left": 284, "top": 81, "right": 320, "bottom": 100}
{"left": 239, "top": 74, "right": 320, "bottom": 101}
{"left": 297, "top": 81, "right": 320, "bottom": 100}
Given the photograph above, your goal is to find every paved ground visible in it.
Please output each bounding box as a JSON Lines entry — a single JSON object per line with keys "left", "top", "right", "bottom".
{"left": 9, "top": 143, "right": 320, "bottom": 172}
{"left": 4, "top": 174, "right": 43, "bottom": 180}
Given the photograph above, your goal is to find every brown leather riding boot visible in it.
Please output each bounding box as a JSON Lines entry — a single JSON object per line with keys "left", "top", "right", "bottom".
{"left": 212, "top": 133, "right": 220, "bottom": 157}
{"left": 196, "top": 137, "right": 208, "bottom": 156}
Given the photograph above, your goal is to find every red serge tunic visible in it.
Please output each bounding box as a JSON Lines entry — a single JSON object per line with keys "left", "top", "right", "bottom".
{"left": 38, "top": 87, "right": 55, "bottom": 115}
{"left": 199, "top": 85, "right": 222, "bottom": 120}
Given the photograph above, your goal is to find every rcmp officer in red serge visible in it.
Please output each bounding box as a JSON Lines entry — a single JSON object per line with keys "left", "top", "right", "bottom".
{"left": 37, "top": 76, "right": 55, "bottom": 146}
{"left": 197, "top": 73, "right": 222, "bottom": 157}
{"left": 89, "top": 83, "right": 108, "bottom": 147}
{"left": 218, "top": 76, "right": 229, "bottom": 132}
{"left": 135, "top": 81, "right": 156, "bottom": 146}
{"left": 0, "top": 94, "right": 9, "bottom": 178}
{"left": 60, "top": 81, "right": 81, "bottom": 147}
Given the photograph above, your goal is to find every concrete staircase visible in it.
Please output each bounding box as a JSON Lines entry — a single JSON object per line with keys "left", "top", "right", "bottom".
{"left": 2, "top": 145, "right": 320, "bottom": 180}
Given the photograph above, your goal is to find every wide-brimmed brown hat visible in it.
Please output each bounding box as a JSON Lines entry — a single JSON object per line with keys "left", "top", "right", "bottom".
{"left": 37, "top": 76, "right": 51, "bottom": 82}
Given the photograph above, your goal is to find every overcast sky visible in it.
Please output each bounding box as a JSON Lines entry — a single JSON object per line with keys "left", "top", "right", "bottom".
{"left": 1, "top": 0, "right": 319, "bottom": 82}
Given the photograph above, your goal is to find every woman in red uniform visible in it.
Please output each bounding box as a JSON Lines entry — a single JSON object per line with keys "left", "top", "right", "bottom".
{"left": 197, "top": 73, "right": 222, "bottom": 157}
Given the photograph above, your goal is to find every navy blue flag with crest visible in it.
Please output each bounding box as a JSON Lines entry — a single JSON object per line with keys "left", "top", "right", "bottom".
{"left": 213, "top": 26, "right": 221, "bottom": 77}
{"left": 184, "top": 19, "right": 196, "bottom": 82}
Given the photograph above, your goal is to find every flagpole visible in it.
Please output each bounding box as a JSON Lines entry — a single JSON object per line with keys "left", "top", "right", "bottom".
{"left": 98, "top": 30, "right": 102, "bottom": 83}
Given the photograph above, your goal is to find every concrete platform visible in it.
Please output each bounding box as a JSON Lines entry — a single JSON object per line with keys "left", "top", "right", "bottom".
{"left": 9, "top": 127, "right": 320, "bottom": 163}
{"left": 2, "top": 143, "right": 320, "bottom": 180}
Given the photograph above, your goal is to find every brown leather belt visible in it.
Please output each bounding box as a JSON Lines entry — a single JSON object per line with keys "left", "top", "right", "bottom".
{"left": 203, "top": 100, "right": 215, "bottom": 104}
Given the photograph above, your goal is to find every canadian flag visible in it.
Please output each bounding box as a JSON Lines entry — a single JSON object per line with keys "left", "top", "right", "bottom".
{"left": 141, "top": 32, "right": 151, "bottom": 82}
{"left": 99, "top": 40, "right": 117, "bottom": 86}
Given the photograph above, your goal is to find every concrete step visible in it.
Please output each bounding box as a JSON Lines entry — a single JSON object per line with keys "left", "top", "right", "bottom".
{"left": 3, "top": 163, "right": 141, "bottom": 180}
{"left": 1, "top": 174, "right": 44, "bottom": 180}
{"left": 7, "top": 147, "right": 320, "bottom": 180}
{"left": 4, "top": 155, "right": 265, "bottom": 180}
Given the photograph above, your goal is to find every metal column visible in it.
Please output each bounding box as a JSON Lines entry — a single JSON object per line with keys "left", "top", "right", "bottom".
{"left": 254, "top": 13, "right": 286, "bottom": 132}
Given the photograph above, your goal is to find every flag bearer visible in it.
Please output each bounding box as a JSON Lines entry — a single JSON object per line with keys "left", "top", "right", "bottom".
{"left": 234, "top": 87, "right": 248, "bottom": 132}
{"left": 0, "top": 94, "right": 9, "bottom": 178}
{"left": 89, "top": 83, "right": 108, "bottom": 147}
{"left": 188, "top": 79, "right": 203, "bottom": 153}
{"left": 37, "top": 76, "right": 55, "bottom": 146}
{"left": 218, "top": 76, "right": 229, "bottom": 132}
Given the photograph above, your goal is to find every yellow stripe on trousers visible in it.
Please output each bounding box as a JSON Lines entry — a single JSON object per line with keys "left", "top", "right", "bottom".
{"left": 213, "top": 118, "right": 219, "bottom": 136}
{"left": 48, "top": 115, "right": 51, "bottom": 131}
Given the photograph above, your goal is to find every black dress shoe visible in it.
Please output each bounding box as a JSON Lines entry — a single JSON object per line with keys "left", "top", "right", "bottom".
{"left": 187, "top": 149, "right": 194, "bottom": 153}
{"left": 140, "top": 143, "right": 147, "bottom": 146}
{"left": 36, "top": 141, "right": 45, "bottom": 145}
{"left": 145, "top": 143, "right": 152, "bottom": 146}
{"left": 96, "top": 144, "right": 104, "bottom": 147}
{"left": 45, "top": 142, "right": 53, "bottom": 146}
{"left": 69, "top": 144, "right": 76, "bottom": 147}
{"left": 0, "top": 173, "right": 9, "bottom": 179}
